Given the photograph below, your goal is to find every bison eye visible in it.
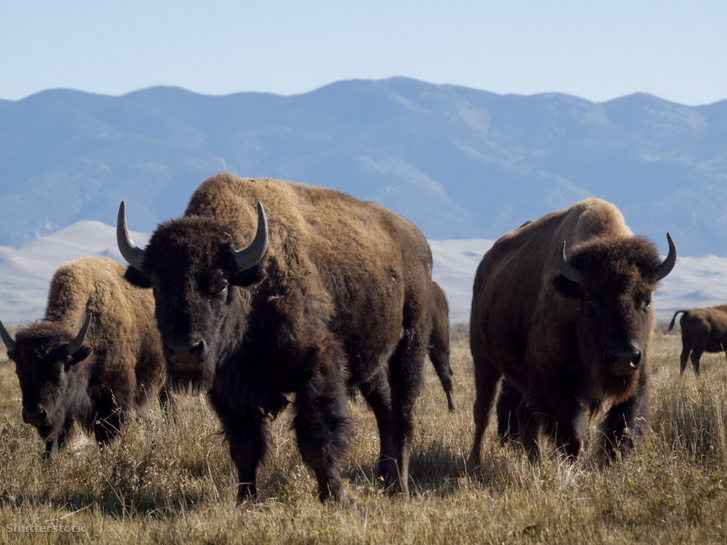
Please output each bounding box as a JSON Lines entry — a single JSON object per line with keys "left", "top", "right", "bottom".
{"left": 584, "top": 299, "right": 598, "bottom": 316}
{"left": 215, "top": 281, "right": 229, "bottom": 295}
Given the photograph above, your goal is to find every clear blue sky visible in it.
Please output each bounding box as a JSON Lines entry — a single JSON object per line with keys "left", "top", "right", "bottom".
{"left": 1, "top": 1, "right": 725, "bottom": 106}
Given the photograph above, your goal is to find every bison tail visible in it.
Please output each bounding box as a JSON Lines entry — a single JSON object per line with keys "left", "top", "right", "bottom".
{"left": 668, "top": 310, "right": 685, "bottom": 332}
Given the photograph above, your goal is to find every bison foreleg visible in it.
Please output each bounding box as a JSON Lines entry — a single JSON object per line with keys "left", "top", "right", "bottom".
{"left": 496, "top": 379, "right": 522, "bottom": 443}
{"left": 599, "top": 382, "right": 649, "bottom": 459}
{"left": 293, "top": 362, "right": 353, "bottom": 507}
{"left": 93, "top": 400, "right": 124, "bottom": 447}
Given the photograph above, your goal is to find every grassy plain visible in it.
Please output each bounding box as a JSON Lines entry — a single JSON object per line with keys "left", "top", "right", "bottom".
{"left": 0, "top": 332, "right": 725, "bottom": 544}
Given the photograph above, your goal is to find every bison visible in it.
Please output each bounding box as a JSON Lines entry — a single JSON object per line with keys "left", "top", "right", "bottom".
{"left": 667, "top": 305, "right": 727, "bottom": 376}
{"left": 469, "top": 198, "right": 676, "bottom": 463}
{"left": 117, "top": 173, "right": 432, "bottom": 505}
{"left": 0, "top": 257, "right": 168, "bottom": 455}
{"left": 428, "top": 281, "right": 455, "bottom": 412}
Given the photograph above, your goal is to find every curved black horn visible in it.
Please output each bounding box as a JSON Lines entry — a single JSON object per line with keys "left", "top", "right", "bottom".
{"left": 234, "top": 202, "right": 269, "bottom": 273}
{"left": 117, "top": 201, "right": 146, "bottom": 272}
{"left": 0, "top": 320, "right": 16, "bottom": 352}
{"left": 556, "top": 241, "right": 585, "bottom": 285}
{"left": 652, "top": 233, "right": 677, "bottom": 282}
{"left": 66, "top": 313, "right": 92, "bottom": 356}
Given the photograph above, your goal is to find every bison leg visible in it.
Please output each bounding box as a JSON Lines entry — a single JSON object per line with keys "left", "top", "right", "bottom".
{"left": 386, "top": 327, "right": 427, "bottom": 497}
{"left": 679, "top": 343, "right": 691, "bottom": 375}
{"left": 599, "top": 376, "right": 649, "bottom": 458}
{"left": 359, "top": 369, "right": 398, "bottom": 489}
{"left": 517, "top": 394, "right": 543, "bottom": 461}
{"left": 213, "top": 403, "right": 269, "bottom": 502}
{"left": 43, "top": 414, "right": 75, "bottom": 457}
{"left": 293, "top": 356, "right": 353, "bottom": 506}
{"left": 544, "top": 401, "right": 582, "bottom": 460}
{"left": 469, "top": 363, "right": 501, "bottom": 466}
{"left": 429, "top": 341, "right": 456, "bottom": 413}
{"left": 496, "top": 379, "right": 522, "bottom": 443}
{"left": 157, "top": 385, "right": 177, "bottom": 422}
{"left": 690, "top": 349, "right": 703, "bottom": 376}
{"left": 93, "top": 398, "right": 123, "bottom": 447}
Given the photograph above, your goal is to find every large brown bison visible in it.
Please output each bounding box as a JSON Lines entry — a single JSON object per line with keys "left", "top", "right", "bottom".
{"left": 469, "top": 198, "right": 676, "bottom": 463}
{"left": 0, "top": 257, "right": 168, "bottom": 455}
{"left": 428, "top": 281, "right": 455, "bottom": 412}
{"left": 117, "top": 173, "right": 432, "bottom": 506}
{"left": 668, "top": 305, "right": 727, "bottom": 376}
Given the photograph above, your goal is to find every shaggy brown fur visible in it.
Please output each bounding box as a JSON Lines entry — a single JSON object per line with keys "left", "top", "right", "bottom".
{"left": 120, "top": 173, "right": 432, "bottom": 506}
{"left": 469, "top": 198, "right": 675, "bottom": 463}
{"left": 1, "top": 257, "right": 168, "bottom": 454}
{"left": 428, "top": 282, "right": 455, "bottom": 412}
{"left": 668, "top": 304, "right": 727, "bottom": 375}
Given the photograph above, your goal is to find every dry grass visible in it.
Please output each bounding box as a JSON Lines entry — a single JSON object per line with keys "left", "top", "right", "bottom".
{"left": 0, "top": 333, "right": 726, "bottom": 544}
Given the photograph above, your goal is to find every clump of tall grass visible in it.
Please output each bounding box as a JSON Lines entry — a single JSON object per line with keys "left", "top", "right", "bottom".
{"left": 0, "top": 336, "right": 726, "bottom": 544}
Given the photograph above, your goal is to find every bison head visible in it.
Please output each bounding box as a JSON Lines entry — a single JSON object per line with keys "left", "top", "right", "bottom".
{"left": 552, "top": 234, "right": 675, "bottom": 396}
{"left": 0, "top": 314, "right": 92, "bottom": 441}
{"left": 117, "top": 202, "right": 268, "bottom": 392}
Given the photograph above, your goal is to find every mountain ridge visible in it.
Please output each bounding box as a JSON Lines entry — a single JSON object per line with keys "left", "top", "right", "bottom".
{"left": 1, "top": 77, "right": 726, "bottom": 255}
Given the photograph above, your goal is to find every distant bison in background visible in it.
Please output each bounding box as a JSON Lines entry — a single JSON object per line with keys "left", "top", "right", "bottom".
{"left": 428, "top": 281, "right": 455, "bottom": 412}
{"left": 668, "top": 305, "right": 727, "bottom": 376}
{"left": 469, "top": 198, "right": 676, "bottom": 463}
{"left": 117, "top": 173, "right": 433, "bottom": 505}
{"left": 0, "top": 257, "right": 168, "bottom": 455}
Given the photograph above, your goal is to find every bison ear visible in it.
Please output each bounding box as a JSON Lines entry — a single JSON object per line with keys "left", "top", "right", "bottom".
{"left": 124, "top": 265, "right": 152, "bottom": 288}
{"left": 65, "top": 346, "right": 92, "bottom": 371}
{"left": 552, "top": 274, "right": 583, "bottom": 299}
{"left": 230, "top": 261, "right": 267, "bottom": 288}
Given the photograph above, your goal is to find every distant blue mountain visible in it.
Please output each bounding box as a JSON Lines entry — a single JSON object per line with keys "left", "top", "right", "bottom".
{"left": 1, "top": 77, "right": 726, "bottom": 255}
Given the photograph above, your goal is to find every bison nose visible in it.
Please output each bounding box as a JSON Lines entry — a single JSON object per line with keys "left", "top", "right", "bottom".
{"left": 605, "top": 347, "right": 642, "bottom": 376}
{"left": 164, "top": 338, "right": 206, "bottom": 370}
{"left": 22, "top": 406, "right": 48, "bottom": 427}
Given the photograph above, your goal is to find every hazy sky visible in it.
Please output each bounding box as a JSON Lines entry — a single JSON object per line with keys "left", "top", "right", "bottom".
{"left": 1, "top": 1, "right": 725, "bottom": 105}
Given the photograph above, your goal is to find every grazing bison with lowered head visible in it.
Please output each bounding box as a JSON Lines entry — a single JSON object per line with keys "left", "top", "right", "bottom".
{"left": 0, "top": 257, "right": 169, "bottom": 455}
{"left": 428, "top": 281, "right": 455, "bottom": 412}
{"left": 117, "top": 173, "right": 432, "bottom": 506}
{"left": 667, "top": 305, "right": 727, "bottom": 376}
{"left": 469, "top": 198, "right": 676, "bottom": 463}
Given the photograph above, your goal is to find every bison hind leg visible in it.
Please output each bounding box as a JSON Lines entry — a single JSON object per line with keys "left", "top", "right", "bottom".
{"left": 690, "top": 349, "right": 703, "bottom": 376}
{"left": 469, "top": 365, "right": 502, "bottom": 466}
{"left": 679, "top": 346, "right": 691, "bottom": 375}
{"left": 358, "top": 369, "right": 398, "bottom": 489}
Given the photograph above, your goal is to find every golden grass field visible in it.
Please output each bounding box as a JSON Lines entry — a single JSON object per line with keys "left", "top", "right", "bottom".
{"left": 0, "top": 330, "right": 725, "bottom": 544}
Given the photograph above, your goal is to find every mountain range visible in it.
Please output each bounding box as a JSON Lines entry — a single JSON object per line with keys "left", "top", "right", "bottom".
{"left": 1, "top": 77, "right": 726, "bottom": 256}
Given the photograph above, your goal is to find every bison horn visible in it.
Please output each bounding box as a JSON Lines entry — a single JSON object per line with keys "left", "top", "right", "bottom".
{"left": 652, "top": 233, "right": 676, "bottom": 282}
{"left": 66, "top": 312, "right": 92, "bottom": 355}
{"left": 557, "top": 241, "right": 584, "bottom": 285}
{"left": 0, "top": 320, "right": 16, "bottom": 352}
{"left": 117, "top": 201, "right": 146, "bottom": 272}
{"left": 235, "top": 202, "right": 269, "bottom": 273}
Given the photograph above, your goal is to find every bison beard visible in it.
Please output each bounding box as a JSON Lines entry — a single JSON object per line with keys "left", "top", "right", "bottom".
{"left": 118, "top": 174, "right": 433, "bottom": 506}
{"left": 469, "top": 198, "right": 676, "bottom": 463}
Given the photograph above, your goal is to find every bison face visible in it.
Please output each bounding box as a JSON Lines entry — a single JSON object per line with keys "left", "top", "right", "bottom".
{"left": 552, "top": 235, "right": 675, "bottom": 392}
{"left": 0, "top": 316, "right": 92, "bottom": 440}
{"left": 117, "top": 203, "right": 268, "bottom": 392}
